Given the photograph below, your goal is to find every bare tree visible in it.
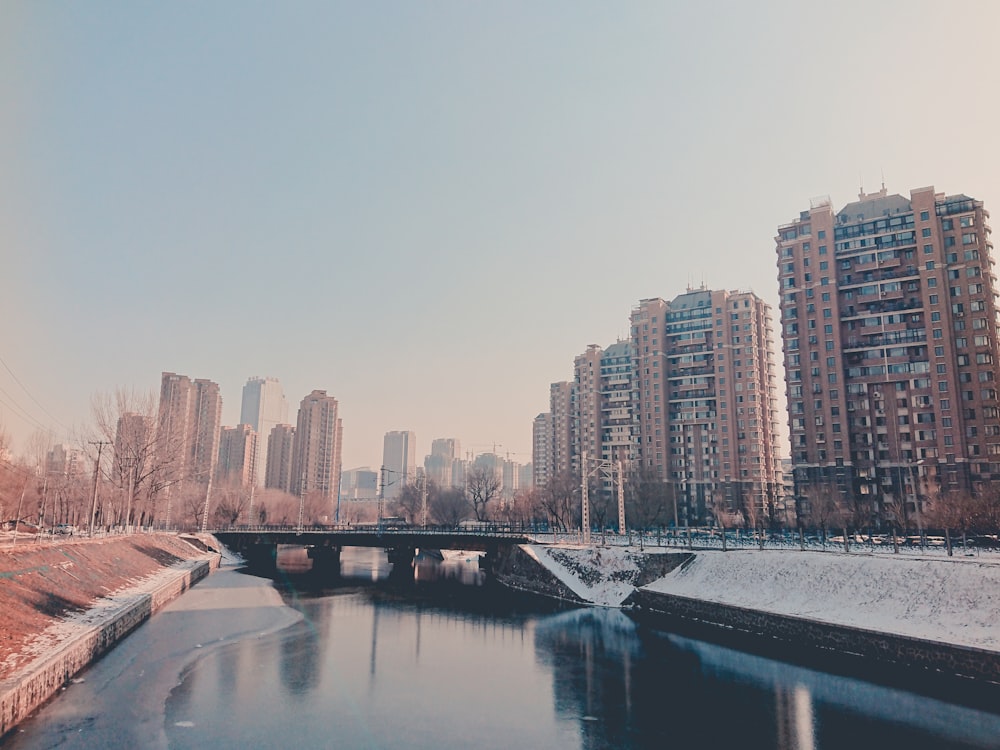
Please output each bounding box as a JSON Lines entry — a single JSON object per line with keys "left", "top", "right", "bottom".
{"left": 90, "top": 387, "right": 185, "bottom": 529}
{"left": 537, "top": 471, "right": 578, "bottom": 532}
{"left": 429, "top": 487, "right": 469, "bottom": 527}
{"left": 625, "top": 467, "right": 674, "bottom": 549}
{"left": 212, "top": 480, "right": 252, "bottom": 527}
{"left": 497, "top": 487, "right": 541, "bottom": 527}
{"left": 802, "top": 484, "right": 845, "bottom": 547}
{"left": 709, "top": 491, "right": 740, "bottom": 551}
{"left": 466, "top": 466, "right": 502, "bottom": 522}
{"left": 392, "top": 480, "right": 430, "bottom": 525}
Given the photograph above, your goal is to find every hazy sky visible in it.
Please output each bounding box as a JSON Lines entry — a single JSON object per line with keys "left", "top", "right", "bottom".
{"left": 3, "top": 1, "right": 1000, "bottom": 469}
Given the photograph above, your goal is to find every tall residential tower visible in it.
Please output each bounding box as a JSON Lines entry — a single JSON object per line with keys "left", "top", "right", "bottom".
{"left": 777, "top": 187, "right": 1000, "bottom": 518}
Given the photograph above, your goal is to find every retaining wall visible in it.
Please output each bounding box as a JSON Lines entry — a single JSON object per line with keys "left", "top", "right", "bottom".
{"left": 625, "top": 588, "right": 1000, "bottom": 685}
{"left": 0, "top": 554, "right": 219, "bottom": 737}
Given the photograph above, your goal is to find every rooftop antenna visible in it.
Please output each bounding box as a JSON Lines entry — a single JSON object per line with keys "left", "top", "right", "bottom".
{"left": 859, "top": 172, "right": 864, "bottom": 200}
{"left": 881, "top": 168, "right": 886, "bottom": 193}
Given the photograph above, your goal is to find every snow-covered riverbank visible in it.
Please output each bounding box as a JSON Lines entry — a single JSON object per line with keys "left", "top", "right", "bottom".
{"left": 525, "top": 544, "right": 1000, "bottom": 653}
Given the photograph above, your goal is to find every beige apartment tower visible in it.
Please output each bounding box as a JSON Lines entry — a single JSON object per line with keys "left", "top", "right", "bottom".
{"left": 290, "top": 391, "right": 343, "bottom": 506}
{"left": 630, "top": 287, "right": 783, "bottom": 522}
{"left": 777, "top": 187, "right": 1000, "bottom": 519}
{"left": 158, "top": 372, "right": 223, "bottom": 485}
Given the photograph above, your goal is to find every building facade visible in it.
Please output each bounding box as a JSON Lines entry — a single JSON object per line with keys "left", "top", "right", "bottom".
{"left": 424, "top": 438, "right": 461, "bottom": 488}
{"left": 778, "top": 187, "right": 1000, "bottom": 519}
{"left": 290, "top": 391, "right": 343, "bottom": 505}
{"left": 532, "top": 412, "right": 553, "bottom": 488}
{"left": 217, "top": 424, "right": 257, "bottom": 486}
{"left": 630, "top": 288, "right": 783, "bottom": 521}
{"left": 158, "top": 372, "right": 223, "bottom": 485}
{"left": 549, "top": 381, "right": 573, "bottom": 480}
{"left": 264, "top": 424, "right": 295, "bottom": 493}
{"left": 381, "top": 430, "right": 416, "bottom": 499}
{"left": 240, "top": 377, "right": 288, "bottom": 487}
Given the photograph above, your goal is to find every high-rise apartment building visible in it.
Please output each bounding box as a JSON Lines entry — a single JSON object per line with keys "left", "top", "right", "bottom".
{"left": 777, "top": 187, "right": 1000, "bottom": 514}
{"left": 424, "top": 438, "right": 460, "bottom": 488}
{"left": 340, "top": 467, "right": 379, "bottom": 500}
{"left": 572, "top": 341, "right": 635, "bottom": 496}
{"left": 573, "top": 341, "right": 635, "bottom": 466}
{"left": 158, "top": 372, "right": 223, "bottom": 485}
{"left": 550, "top": 382, "right": 573, "bottom": 479}
{"left": 240, "top": 377, "right": 288, "bottom": 487}
{"left": 290, "top": 391, "right": 343, "bottom": 505}
{"left": 532, "top": 412, "right": 553, "bottom": 488}
{"left": 265, "top": 424, "right": 295, "bottom": 493}
{"left": 630, "top": 288, "right": 782, "bottom": 520}
{"left": 44, "top": 444, "right": 83, "bottom": 478}
{"left": 382, "top": 430, "right": 416, "bottom": 499}
{"left": 217, "top": 424, "right": 257, "bottom": 486}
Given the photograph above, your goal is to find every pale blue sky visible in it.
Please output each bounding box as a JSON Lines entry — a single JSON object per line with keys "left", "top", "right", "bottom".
{"left": 3, "top": 1, "right": 999, "bottom": 468}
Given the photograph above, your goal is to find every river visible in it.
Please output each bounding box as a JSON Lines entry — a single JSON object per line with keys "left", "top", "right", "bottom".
{"left": 5, "top": 546, "right": 1000, "bottom": 749}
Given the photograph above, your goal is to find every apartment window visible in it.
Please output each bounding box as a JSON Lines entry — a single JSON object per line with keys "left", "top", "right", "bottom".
{"left": 922, "top": 227, "right": 932, "bottom": 238}
{"left": 924, "top": 244, "right": 934, "bottom": 254}
{"left": 920, "top": 210, "right": 930, "bottom": 221}
{"left": 926, "top": 261, "right": 935, "bottom": 270}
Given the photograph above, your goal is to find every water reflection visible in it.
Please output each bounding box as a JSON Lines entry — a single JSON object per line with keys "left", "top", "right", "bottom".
{"left": 162, "top": 549, "right": 1000, "bottom": 750}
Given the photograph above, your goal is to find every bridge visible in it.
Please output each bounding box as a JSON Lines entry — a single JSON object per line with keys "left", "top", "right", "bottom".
{"left": 211, "top": 525, "right": 536, "bottom": 578}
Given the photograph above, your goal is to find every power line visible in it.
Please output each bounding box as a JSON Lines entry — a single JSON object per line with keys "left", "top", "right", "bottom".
{"left": 0, "top": 353, "right": 73, "bottom": 433}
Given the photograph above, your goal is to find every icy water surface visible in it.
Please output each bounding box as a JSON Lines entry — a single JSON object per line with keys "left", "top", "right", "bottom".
{"left": 160, "top": 547, "right": 1000, "bottom": 750}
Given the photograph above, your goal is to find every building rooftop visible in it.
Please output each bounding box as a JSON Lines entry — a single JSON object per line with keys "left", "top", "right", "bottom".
{"left": 836, "top": 188, "right": 911, "bottom": 224}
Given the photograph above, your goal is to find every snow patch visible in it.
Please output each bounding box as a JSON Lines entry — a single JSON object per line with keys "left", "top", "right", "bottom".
{"left": 644, "top": 550, "right": 1000, "bottom": 651}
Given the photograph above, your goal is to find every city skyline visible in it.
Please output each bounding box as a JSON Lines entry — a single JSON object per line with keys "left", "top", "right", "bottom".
{"left": 3, "top": 3, "right": 1000, "bottom": 470}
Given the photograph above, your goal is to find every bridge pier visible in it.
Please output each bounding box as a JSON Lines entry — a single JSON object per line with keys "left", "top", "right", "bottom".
{"left": 243, "top": 543, "right": 277, "bottom": 574}
{"left": 308, "top": 544, "right": 341, "bottom": 578}
{"left": 386, "top": 547, "right": 416, "bottom": 582}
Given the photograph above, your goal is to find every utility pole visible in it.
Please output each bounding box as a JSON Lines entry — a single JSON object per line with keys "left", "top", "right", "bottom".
{"left": 88, "top": 441, "right": 110, "bottom": 537}
{"left": 35, "top": 476, "right": 49, "bottom": 543}
{"left": 421, "top": 476, "right": 428, "bottom": 529}
{"left": 123, "top": 454, "right": 137, "bottom": 533}
{"left": 377, "top": 466, "right": 386, "bottom": 524}
{"left": 200, "top": 475, "right": 213, "bottom": 533}
{"left": 580, "top": 451, "right": 591, "bottom": 545}
{"left": 9, "top": 477, "right": 28, "bottom": 549}
{"left": 617, "top": 459, "right": 626, "bottom": 536}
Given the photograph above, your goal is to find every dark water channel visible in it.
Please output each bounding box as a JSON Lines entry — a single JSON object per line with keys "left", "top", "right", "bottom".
{"left": 160, "top": 547, "right": 1000, "bottom": 750}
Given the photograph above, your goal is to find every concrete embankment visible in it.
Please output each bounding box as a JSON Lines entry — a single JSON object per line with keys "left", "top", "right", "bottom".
{"left": 623, "top": 549, "right": 1000, "bottom": 685}
{"left": 0, "top": 536, "right": 220, "bottom": 738}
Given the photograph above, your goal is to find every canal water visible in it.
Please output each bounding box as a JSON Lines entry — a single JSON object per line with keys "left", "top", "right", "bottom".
{"left": 159, "top": 547, "right": 1000, "bottom": 750}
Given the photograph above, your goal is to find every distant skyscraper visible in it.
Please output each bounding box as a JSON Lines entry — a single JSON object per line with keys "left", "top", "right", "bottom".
{"left": 532, "top": 412, "right": 553, "bottom": 487}
{"left": 382, "top": 430, "right": 416, "bottom": 498}
{"left": 341, "top": 467, "right": 379, "bottom": 499}
{"left": 290, "top": 391, "right": 343, "bottom": 506}
{"left": 549, "top": 382, "right": 573, "bottom": 478}
{"left": 424, "top": 438, "right": 460, "bottom": 488}
{"left": 217, "top": 424, "right": 257, "bottom": 486}
{"left": 240, "top": 377, "right": 288, "bottom": 486}
{"left": 158, "top": 372, "right": 223, "bottom": 484}
{"left": 265, "top": 424, "right": 295, "bottom": 493}
{"left": 45, "top": 443, "right": 83, "bottom": 478}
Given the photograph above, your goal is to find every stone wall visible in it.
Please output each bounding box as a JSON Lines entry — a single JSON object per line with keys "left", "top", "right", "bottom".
{"left": 0, "top": 556, "right": 218, "bottom": 738}
{"left": 492, "top": 544, "right": 587, "bottom": 604}
{"left": 625, "top": 588, "right": 1000, "bottom": 685}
